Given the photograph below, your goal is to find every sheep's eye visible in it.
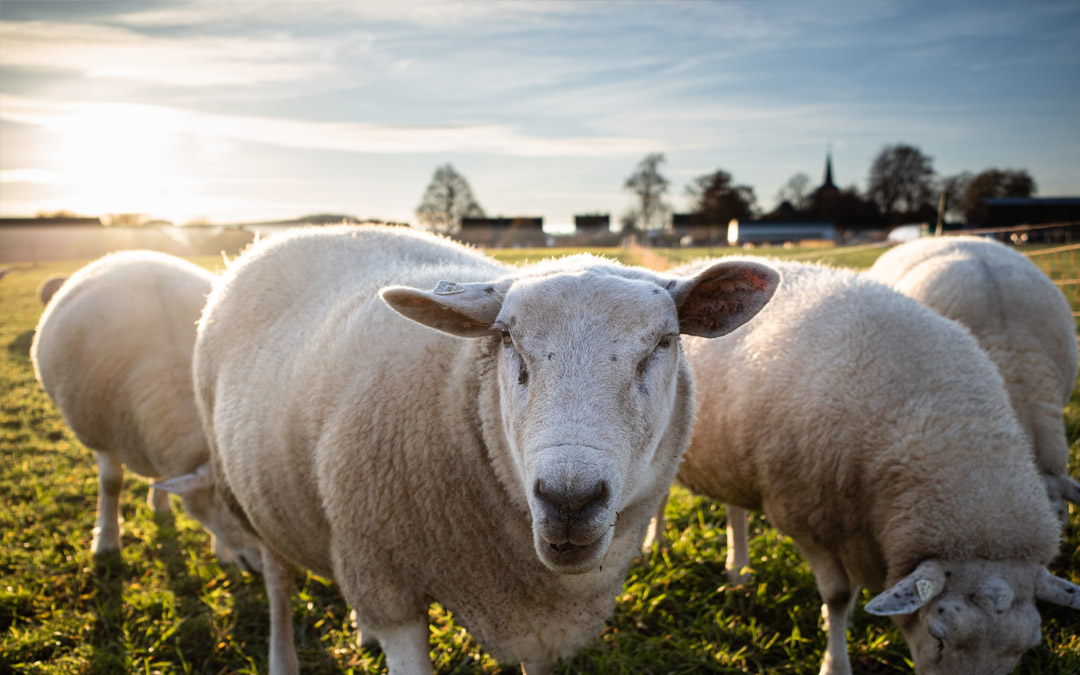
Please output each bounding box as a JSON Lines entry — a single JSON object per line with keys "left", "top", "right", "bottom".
{"left": 501, "top": 329, "right": 513, "bottom": 346}
{"left": 657, "top": 334, "right": 673, "bottom": 350}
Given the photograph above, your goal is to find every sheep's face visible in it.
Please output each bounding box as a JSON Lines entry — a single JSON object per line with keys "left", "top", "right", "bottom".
{"left": 184, "top": 487, "right": 265, "bottom": 574}
{"left": 155, "top": 465, "right": 264, "bottom": 574}
{"left": 867, "top": 559, "right": 1050, "bottom": 675}
{"left": 381, "top": 257, "right": 780, "bottom": 575}
{"left": 494, "top": 271, "right": 687, "bottom": 573}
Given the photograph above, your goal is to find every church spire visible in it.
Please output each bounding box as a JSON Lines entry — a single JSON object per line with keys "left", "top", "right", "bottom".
{"left": 821, "top": 149, "right": 837, "bottom": 191}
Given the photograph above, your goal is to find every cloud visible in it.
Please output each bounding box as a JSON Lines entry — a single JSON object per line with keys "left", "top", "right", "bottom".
{"left": 0, "top": 20, "right": 335, "bottom": 86}
{"left": 111, "top": 0, "right": 575, "bottom": 29}
{"left": 0, "top": 95, "right": 660, "bottom": 158}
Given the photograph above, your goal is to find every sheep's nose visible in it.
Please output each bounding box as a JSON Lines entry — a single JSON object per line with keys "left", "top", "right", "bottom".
{"left": 534, "top": 478, "right": 609, "bottom": 517}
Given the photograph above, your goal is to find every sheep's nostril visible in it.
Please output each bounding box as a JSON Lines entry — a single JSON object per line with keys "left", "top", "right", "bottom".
{"left": 535, "top": 479, "right": 609, "bottom": 516}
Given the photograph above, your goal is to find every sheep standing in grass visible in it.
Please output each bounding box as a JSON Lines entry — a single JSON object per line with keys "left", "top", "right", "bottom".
{"left": 867, "top": 235, "right": 1080, "bottom": 524}
{"left": 188, "top": 225, "right": 778, "bottom": 674}
{"left": 31, "top": 251, "right": 263, "bottom": 570}
{"left": 668, "top": 259, "right": 1079, "bottom": 675}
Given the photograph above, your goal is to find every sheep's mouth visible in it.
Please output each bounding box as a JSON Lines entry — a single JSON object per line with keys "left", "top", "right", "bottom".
{"left": 535, "top": 534, "right": 608, "bottom": 573}
{"left": 549, "top": 541, "right": 586, "bottom": 554}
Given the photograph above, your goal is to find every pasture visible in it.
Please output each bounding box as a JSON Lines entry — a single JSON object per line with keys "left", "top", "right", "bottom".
{"left": 2, "top": 244, "right": 1079, "bottom": 674}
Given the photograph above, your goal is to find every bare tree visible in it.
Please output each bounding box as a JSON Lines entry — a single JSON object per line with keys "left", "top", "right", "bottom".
{"left": 961, "top": 168, "right": 1036, "bottom": 225}
{"left": 624, "top": 153, "right": 670, "bottom": 231}
{"left": 867, "top": 144, "right": 935, "bottom": 224}
{"left": 938, "top": 171, "right": 973, "bottom": 222}
{"left": 686, "top": 169, "right": 757, "bottom": 224}
{"left": 776, "top": 172, "right": 812, "bottom": 211}
{"left": 415, "top": 164, "right": 485, "bottom": 234}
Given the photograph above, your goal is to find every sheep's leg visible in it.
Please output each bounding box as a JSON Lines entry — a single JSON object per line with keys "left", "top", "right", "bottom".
{"left": 378, "top": 621, "right": 432, "bottom": 674}
{"left": 262, "top": 546, "right": 300, "bottom": 675}
{"left": 802, "top": 544, "right": 854, "bottom": 675}
{"left": 641, "top": 491, "right": 669, "bottom": 554}
{"left": 724, "top": 504, "right": 751, "bottom": 583}
{"left": 521, "top": 660, "right": 555, "bottom": 675}
{"left": 148, "top": 483, "right": 172, "bottom": 514}
{"left": 91, "top": 451, "right": 124, "bottom": 554}
{"left": 350, "top": 609, "right": 378, "bottom": 649}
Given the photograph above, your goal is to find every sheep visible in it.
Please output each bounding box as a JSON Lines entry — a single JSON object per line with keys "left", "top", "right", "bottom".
{"left": 866, "top": 235, "right": 1080, "bottom": 524}
{"left": 663, "top": 259, "right": 1079, "bottom": 675}
{"left": 37, "top": 274, "right": 67, "bottom": 305}
{"left": 31, "top": 250, "right": 263, "bottom": 571}
{"left": 186, "top": 224, "right": 779, "bottom": 674}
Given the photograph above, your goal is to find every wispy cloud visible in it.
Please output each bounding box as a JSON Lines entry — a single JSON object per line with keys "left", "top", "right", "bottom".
{"left": 0, "top": 95, "right": 660, "bottom": 158}
{"left": 0, "top": 21, "right": 335, "bottom": 86}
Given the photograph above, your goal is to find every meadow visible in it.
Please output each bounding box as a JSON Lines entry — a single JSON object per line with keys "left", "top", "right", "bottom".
{"left": 2, "top": 243, "right": 1079, "bottom": 674}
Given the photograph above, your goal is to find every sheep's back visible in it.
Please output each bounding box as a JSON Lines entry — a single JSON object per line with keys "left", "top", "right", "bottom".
{"left": 678, "top": 260, "right": 1059, "bottom": 587}
{"left": 867, "top": 237, "right": 1078, "bottom": 474}
{"left": 195, "top": 226, "right": 509, "bottom": 575}
{"left": 31, "top": 251, "right": 213, "bottom": 478}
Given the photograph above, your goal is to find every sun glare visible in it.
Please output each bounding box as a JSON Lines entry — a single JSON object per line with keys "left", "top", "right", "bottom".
{"left": 44, "top": 102, "right": 195, "bottom": 219}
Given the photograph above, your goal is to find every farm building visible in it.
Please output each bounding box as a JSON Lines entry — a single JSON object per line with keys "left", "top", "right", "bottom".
{"left": 456, "top": 216, "right": 546, "bottom": 248}
{"left": 980, "top": 197, "right": 1080, "bottom": 227}
{"left": 574, "top": 214, "right": 610, "bottom": 232}
{"left": 727, "top": 220, "right": 836, "bottom": 246}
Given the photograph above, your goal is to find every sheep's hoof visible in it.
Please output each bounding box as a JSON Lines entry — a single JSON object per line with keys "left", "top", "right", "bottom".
{"left": 91, "top": 528, "right": 121, "bottom": 556}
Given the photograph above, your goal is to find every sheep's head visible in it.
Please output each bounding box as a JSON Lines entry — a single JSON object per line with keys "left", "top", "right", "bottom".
{"left": 866, "top": 559, "right": 1080, "bottom": 674}
{"left": 154, "top": 464, "right": 265, "bottom": 575}
{"left": 382, "top": 257, "right": 779, "bottom": 574}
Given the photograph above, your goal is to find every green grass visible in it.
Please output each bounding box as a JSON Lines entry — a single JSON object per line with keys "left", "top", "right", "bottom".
{"left": 2, "top": 249, "right": 1079, "bottom": 674}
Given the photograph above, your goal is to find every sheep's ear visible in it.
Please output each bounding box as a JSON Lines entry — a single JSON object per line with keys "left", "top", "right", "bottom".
{"left": 153, "top": 464, "right": 214, "bottom": 495}
{"left": 1036, "top": 567, "right": 1080, "bottom": 609}
{"left": 865, "top": 560, "right": 947, "bottom": 616}
{"left": 381, "top": 280, "right": 509, "bottom": 338}
{"left": 1059, "top": 475, "right": 1080, "bottom": 505}
{"left": 670, "top": 260, "right": 780, "bottom": 338}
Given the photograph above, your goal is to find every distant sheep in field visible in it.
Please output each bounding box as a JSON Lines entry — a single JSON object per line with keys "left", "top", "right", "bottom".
{"left": 31, "top": 251, "right": 262, "bottom": 571}
{"left": 656, "top": 259, "right": 1079, "bottom": 675}
{"left": 37, "top": 275, "right": 67, "bottom": 305}
{"left": 187, "top": 225, "right": 778, "bottom": 674}
{"left": 867, "top": 235, "right": 1080, "bottom": 524}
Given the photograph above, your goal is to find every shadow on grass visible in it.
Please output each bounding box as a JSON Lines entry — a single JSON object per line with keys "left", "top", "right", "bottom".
{"left": 90, "top": 550, "right": 126, "bottom": 674}
{"left": 7, "top": 329, "right": 34, "bottom": 358}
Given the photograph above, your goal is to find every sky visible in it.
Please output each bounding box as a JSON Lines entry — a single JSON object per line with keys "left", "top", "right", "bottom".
{"left": 1, "top": 0, "right": 1078, "bottom": 232}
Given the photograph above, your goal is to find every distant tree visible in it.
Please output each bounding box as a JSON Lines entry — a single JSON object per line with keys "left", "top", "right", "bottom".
{"left": 619, "top": 210, "right": 640, "bottom": 235}
{"left": 35, "top": 209, "right": 84, "bottom": 219}
{"left": 624, "top": 153, "right": 670, "bottom": 231}
{"left": 686, "top": 169, "right": 757, "bottom": 224}
{"left": 938, "top": 171, "right": 973, "bottom": 222}
{"left": 104, "top": 213, "right": 148, "bottom": 226}
{"left": 866, "top": 144, "right": 935, "bottom": 224}
{"left": 415, "top": 164, "right": 485, "bottom": 235}
{"left": 961, "top": 168, "right": 1037, "bottom": 225}
{"left": 776, "top": 173, "right": 812, "bottom": 211}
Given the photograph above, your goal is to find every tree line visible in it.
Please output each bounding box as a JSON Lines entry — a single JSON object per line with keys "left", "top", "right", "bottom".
{"left": 417, "top": 145, "right": 1038, "bottom": 235}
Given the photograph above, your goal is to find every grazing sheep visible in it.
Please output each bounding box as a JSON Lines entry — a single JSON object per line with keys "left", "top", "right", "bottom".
{"left": 37, "top": 274, "right": 68, "bottom": 305}
{"left": 667, "top": 259, "right": 1079, "bottom": 675}
{"left": 188, "top": 225, "right": 779, "bottom": 674}
{"left": 31, "top": 251, "right": 263, "bottom": 571}
{"left": 867, "top": 235, "right": 1080, "bottom": 524}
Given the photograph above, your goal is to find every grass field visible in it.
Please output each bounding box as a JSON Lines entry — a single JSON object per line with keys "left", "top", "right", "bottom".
{"left": 2, "top": 244, "right": 1079, "bottom": 674}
